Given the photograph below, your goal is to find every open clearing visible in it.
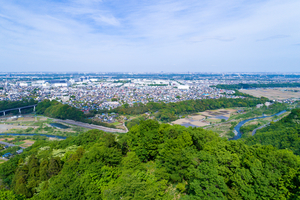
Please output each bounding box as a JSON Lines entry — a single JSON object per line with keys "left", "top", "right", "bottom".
{"left": 172, "top": 108, "right": 237, "bottom": 127}
{"left": 0, "top": 137, "right": 14, "bottom": 141}
{"left": 198, "top": 109, "right": 236, "bottom": 119}
{"left": 20, "top": 140, "right": 35, "bottom": 148}
{"left": 14, "top": 141, "right": 25, "bottom": 145}
{"left": 0, "top": 114, "right": 90, "bottom": 135}
{"left": 205, "top": 123, "right": 232, "bottom": 138}
{"left": 0, "top": 124, "right": 29, "bottom": 133}
{"left": 240, "top": 88, "right": 300, "bottom": 100}
{"left": 17, "top": 117, "right": 36, "bottom": 121}
{"left": 173, "top": 118, "right": 210, "bottom": 127}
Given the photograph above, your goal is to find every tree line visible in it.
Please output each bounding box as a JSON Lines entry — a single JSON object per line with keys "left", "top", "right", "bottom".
{"left": 104, "top": 97, "right": 268, "bottom": 123}
{"left": 36, "top": 100, "right": 116, "bottom": 128}
{"left": 245, "top": 108, "right": 300, "bottom": 155}
{"left": 0, "top": 99, "right": 37, "bottom": 115}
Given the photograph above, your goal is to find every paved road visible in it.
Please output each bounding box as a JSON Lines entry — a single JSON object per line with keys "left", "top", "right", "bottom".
{"left": 55, "top": 119, "right": 128, "bottom": 133}
{"left": 252, "top": 118, "right": 281, "bottom": 136}
{"left": 0, "top": 141, "right": 26, "bottom": 149}
{"left": 252, "top": 123, "right": 269, "bottom": 135}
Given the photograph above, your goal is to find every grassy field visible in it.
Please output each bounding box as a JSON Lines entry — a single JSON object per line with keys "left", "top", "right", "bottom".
{"left": 112, "top": 122, "right": 121, "bottom": 126}
{"left": 14, "top": 141, "right": 25, "bottom": 145}
{"left": 206, "top": 118, "right": 222, "bottom": 123}
{"left": 0, "top": 160, "right": 6, "bottom": 164}
{"left": 204, "top": 105, "right": 291, "bottom": 138}
{"left": 0, "top": 114, "right": 89, "bottom": 137}
{"left": 204, "top": 122, "right": 233, "bottom": 138}
{"left": 240, "top": 88, "right": 300, "bottom": 100}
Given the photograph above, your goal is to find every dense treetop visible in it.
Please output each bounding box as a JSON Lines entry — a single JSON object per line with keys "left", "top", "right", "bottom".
{"left": 245, "top": 108, "right": 300, "bottom": 155}
{"left": 106, "top": 97, "right": 268, "bottom": 123}
{"left": 1, "top": 118, "right": 300, "bottom": 199}
{"left": 36, "top": 100, "right": 116, "bottom": 128}
{"left": 36, "top": 100, "right": 84, "bottom": 121}
{"left": 0, "top": 99, "right": 37, "bottom": 112}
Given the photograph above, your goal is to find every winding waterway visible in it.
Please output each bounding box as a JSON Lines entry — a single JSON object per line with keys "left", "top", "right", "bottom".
{"left": 0, "top": 133, "right": 66, "bottom": 139}
{"left": 0, "top": 110, "right": 288, "bottom": 141}
{"left": 230, "top": 110, "right": 286, "bottom": 140}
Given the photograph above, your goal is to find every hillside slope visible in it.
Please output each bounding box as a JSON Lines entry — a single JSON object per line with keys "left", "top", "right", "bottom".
{"left": 245, "top": 108, "right": 300, "bottom": 155}
{"left": 0, "top": 120, "right": 300, "bottom": 199}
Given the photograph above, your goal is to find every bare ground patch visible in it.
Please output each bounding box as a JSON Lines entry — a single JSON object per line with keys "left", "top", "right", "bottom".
{"left": 172, "top": 108, "right": 237, "bottom": 127}
{"left": 20, "top": 140, "right": 35, "bottom": 148}
{"left": 0, "top": 137, "right": 14, "bottom": 141}
{"left": 240, "top": 88, "right": 300, "bottom": 100}
{"left": 17, "top": 117, "right": 35, "bottom": 122}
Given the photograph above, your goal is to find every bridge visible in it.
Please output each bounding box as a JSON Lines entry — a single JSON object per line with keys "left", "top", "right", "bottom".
{"left": 0, "top": 104, "right": 37, "bottom": 116}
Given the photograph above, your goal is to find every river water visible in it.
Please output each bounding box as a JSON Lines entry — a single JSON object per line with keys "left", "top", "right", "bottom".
{"left": 0, "top": 110, "right": 287, "bottom": 141}
{"left": 230, "top": 110, "right": 286, "bottom": 140}
{"left": 0, "top": 133, "right": 66, "bottom": 139}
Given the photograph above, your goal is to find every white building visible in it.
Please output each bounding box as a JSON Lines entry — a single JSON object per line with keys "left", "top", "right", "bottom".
{"left": 256, "top": 104, "right": 263, "bottom": 108}
{"left": 178, "top": 85, "right": 189, "bottom": 90}
{"left": 19, "top": 82, "right": 30, "bottom": 87}
{"left": 265, "top": 102, "right": 272, "bottom": 107}
{"left": 32, "top": 80, "right": 45, "bottom": 87}
{"left": 46, "top": 80, "right": 70, "bottom": 87}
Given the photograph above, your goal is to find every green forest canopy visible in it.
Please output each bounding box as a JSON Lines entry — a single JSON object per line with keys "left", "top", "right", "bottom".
{"left": 105, "top": 97, "right": 268, "bottom": 122}
{"left": 0, "top": 99, "right": 37, "bottom": 115}
{"left": 36, "top": 100, "right": 116, "bottom": 128}
{"left": 245, "top": 108, "right": 300, "bottom": 155}
{"left": 1, "top": 116, "right": 300, "bottom": 199}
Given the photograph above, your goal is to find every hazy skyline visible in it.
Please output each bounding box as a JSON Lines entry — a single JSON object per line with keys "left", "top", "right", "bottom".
{"left": 0, "top": 0, "right": 299, "bottom": 72}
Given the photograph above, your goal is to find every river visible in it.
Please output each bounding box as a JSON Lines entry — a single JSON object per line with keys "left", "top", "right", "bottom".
{"left": 0, "top": 110, "right": 287, "bottom": 141}
{"left": 230, "top": 110, "right": 286, "bottom": 140}
{"left": 0, "top": 133, "right": 66, "bottom": 139}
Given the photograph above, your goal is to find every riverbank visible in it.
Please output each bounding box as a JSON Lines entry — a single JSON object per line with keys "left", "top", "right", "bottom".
{"left": 230, "top": 110, "right": 287, "bottom": 140}
{"left": 0, "top": 133, "right": 66, "bottom": 139}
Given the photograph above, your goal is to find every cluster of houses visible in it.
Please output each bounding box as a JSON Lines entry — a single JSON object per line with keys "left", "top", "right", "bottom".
{"left": 1, "top": 77, "right": 239, "bottom": 112}
{"left": 96, "top": 113, "right": 119, "bottom": 123}
{"left": 256, "top": 102, "right": 273, "bottom": 108}
{"left": 1, "top": 148, "right": 23, "bottom": 159}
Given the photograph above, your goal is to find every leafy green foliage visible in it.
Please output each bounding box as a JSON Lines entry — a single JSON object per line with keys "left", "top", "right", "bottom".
{"left": 1, "top": 120, "right": 300, "bottom": 199}
{"left": 106, "top": 97, "right": 268, "bottom": 122}
{"left": 36, "top": 100, "right": 84, "bottom": 121}
{"left": 231, "top": 102, "right": 288, "bottom": 120}
{"left": 0, "top": 189, "right": 25, "bottom": 200}
{"left": 0, "top": 99, "right": 37, "bottom": 111}
{"left": 36, "top": 100, "right": 116, "bottom": 128}
{"left": 0, "top": 146, "right": 21, "bottom": 157}
{"left": 0, "top": 99, "right": 37, "bottom": 115}
{"left": 240, "top": 123, "right": 260, "bottom": 134}
{"left": 246, "top": 108, "right": 300, "bottom": 155}
{"left": 125, "top": 115, "right": 148, "bottom": 130}
{"left": 232, "top": 89, "right": 257, "bottom": 98}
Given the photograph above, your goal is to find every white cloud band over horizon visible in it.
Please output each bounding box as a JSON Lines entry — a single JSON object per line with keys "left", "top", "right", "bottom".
{"left": 0, "top": 0, "right": 299, "bottom": 72}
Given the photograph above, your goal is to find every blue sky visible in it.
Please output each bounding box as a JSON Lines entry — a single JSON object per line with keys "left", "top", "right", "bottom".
{"left": 0, "top": 0, "right": 299, "bottom": 72}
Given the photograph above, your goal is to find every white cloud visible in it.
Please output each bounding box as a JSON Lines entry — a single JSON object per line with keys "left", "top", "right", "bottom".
{"left": 256, "top": 35, "right": 290, "bottom": 42}
{"left": 92, "top": 15, "right": 120, "bottom": 26}
{"left": 0, "top": 0, "right": 299, "bottom": 72}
